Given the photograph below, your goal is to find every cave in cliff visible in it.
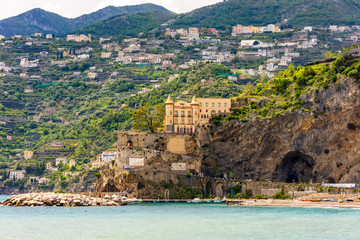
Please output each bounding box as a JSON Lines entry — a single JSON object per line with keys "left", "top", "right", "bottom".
{"left": 102, "top": 180, "right": 119, "bottom": 192}
{"left": 274, "top": 151, "right": 315, "bottom": 183}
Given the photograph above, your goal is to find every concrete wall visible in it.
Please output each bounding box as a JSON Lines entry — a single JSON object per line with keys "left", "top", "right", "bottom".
{"left": 167, "top": 135, "right": 186, "bottom": 154}
{"left": 118, "top": 132, "right": 199, "bottom": 156}
{"left": 116, "top": 147, "right": 159, "bottom": 169}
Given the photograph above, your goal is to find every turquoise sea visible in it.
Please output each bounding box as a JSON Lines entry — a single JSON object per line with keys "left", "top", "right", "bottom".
{"left": 0, "top": 196, "right": 360, "bottom": 240}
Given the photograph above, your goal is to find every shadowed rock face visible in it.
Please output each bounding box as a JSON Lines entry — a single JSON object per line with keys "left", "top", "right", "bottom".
{"left": 274, "top": 151, "right": 315, "bottom": 183}
{"left": 211, "top": 77, "right": 360, "bottom": 183}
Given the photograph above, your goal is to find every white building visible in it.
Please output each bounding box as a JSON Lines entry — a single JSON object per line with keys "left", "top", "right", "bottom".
{"left": 39, "top": 178, "right": 50, "bottom": 184}
{"left": 56, "top": 157, "right": 68, "bottom": 165}
{"left": 101, "top": 52, "right": 112, "bottom": 58}
{"left": 101, "top": 151, "right": 116, "bottom": 162}
{"left": 46, "top": 34, "right": 54, "bottom": 39}
{"left": 9, "top": 170, "right": 26, "bottom": 180}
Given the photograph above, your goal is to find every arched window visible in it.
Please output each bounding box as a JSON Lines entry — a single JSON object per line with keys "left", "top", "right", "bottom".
{"left": 211, "top": 110, "right": 216, "bottom": 116}
{"left": 181, "top": 111, "right": 185, "bottom": 117}
{"left": 170, "top": 111, "right": 173, "bottom": 116}
{"left": 188, "top": 111, "right": 191, "bottom": 117}
{"left": 174, "top": 111, "right": 178, "bottom": 117}
{"left": 177, "top": 127, "right": 180, "bottom": 133}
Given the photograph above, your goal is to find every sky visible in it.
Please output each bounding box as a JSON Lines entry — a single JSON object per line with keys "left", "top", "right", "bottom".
{"left": 0, "top": 0, "right": 223, "bottom": 20}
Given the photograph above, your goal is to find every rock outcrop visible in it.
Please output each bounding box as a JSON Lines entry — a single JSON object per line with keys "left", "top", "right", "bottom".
{"left": 212, "top": 77, "right": 360, "bottom": 183}
{"left": 1, "top": 193, "right": 123, "bottom": 207}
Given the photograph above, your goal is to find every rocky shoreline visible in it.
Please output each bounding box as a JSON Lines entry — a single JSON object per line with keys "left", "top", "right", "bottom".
{"left": 1, "top": 193, "right": 124, "bottom": 207}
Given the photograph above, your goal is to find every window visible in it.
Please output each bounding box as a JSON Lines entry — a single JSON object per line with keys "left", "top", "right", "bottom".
{"left": 170, "top": 111, "right": 173, "bottom": 116}
{"left": 181, "top": 119, "right": 184, "bottom": 125}
{"left": 188, "top": 111, "right": 191, "bottom": 117}
{"left": 188, "top": 119, "right": 192, "bottom": 124}
{"left": 212, "top": 103, "right": 215, "bottom": 107}
{"left": 175, "top": 119, "right": 178, "bottom": 124}
{"left": 174, "top": 111, "right": 178, "bottom": 117}
{"left": 206, "top": 103, "right": 208, "bottom": 107}
{"left": 218, "top": 103, "right": 221, "bottom": 107}
{"left": 224, "top": 103, "right": 227, "bottom": 107}
{"left": 200, "top": 103, "right": 202, "bottom": 107}
{"left": 181, "top": 111, "right": 185, "bottom": 117}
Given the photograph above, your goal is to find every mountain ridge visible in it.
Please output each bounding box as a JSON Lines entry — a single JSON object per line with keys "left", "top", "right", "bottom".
{"left": 0, "top": 4, "right": 173, "bottom": 37}
{"left": 170, "top": 0, "right": 360, "bottom": 29}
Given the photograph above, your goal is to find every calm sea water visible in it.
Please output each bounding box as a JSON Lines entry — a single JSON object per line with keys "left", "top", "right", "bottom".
{"left": 0, "top": 195, "right": 360, "bottom": 240}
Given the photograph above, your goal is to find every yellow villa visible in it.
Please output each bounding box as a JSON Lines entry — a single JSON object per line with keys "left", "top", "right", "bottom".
{"left": 164, "top": 95, "right": 231, "bottom": 134}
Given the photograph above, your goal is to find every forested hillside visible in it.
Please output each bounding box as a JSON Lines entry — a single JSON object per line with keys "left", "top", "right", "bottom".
{"left": 74, "top": 11, "right": 176, "bottom": 38}
{"left": 171, "top": 0, "right": 360, "bottom": 29}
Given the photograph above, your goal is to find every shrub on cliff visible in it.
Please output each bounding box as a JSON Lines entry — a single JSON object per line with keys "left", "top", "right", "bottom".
{"left": 243, "top": 189, "right": 253, "bottom": 199}
{"left": 272, "top": 189, "right": 290, "bottom": 199}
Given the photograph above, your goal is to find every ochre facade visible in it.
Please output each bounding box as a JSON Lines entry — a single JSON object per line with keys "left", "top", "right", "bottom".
{"left": 164, "top": 95, "right": 231, "bottom": 134}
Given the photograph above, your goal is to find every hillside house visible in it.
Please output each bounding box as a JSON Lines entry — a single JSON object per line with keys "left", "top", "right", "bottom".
{"left": 101, "top": 151, "right": 116, "bottom": 162}
{"left": 24, "top": 151, "right": 33, "bottom": 160}
{"left": 69, "top": 159, "right": 76, "bottom": 167}
{"left": 39, "top": 178, "right": 50, "bottom": 184}
{"left": 188, "top": 27, "right": 200, "bottom": 40}
{"left": 66, "top": 34, "right": 91, "bottom": 42}
{"left": 56, "top": 157, "right": 68, "bottom": 165}
{"left": 20, "top": 73, "right": 28, "bottom": 78}
{"left": 101, "top": 52, "right": 112, "bottom": 58}
{"left": 87, "top": 72, "right": 98, "bottom": 79}
{"left": 46, "top": 162, "right": 52, "bottom": 170}
{"left": 9, "top": 170, "right": 26, "bottom": 180}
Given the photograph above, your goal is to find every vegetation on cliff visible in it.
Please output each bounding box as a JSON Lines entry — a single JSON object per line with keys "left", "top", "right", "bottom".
{"left": 227, "top": 45, "right": 360, "bottom": 122}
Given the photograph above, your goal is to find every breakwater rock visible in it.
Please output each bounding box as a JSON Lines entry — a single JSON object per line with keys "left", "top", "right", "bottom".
{"left": 1, "top": 193, "right": 123, "bottom": 207}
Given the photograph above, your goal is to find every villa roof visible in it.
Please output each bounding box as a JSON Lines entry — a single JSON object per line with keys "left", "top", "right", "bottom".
{"left": 191, "top": 95, "right": 199, "bottom": 104}
{"left": 165, "top": 95, "right": 174, "bottom": 104}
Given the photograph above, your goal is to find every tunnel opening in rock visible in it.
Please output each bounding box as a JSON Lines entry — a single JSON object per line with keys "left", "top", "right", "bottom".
{"left": 274, "top": 151, "right": 315, "bottom": 183}
{"left": 102, "top": 180, "right": 118, "bottom": 192}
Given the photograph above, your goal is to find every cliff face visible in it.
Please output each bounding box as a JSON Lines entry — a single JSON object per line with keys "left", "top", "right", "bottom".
{"left": 212, "top": 77, "right": 360, "bottom": 183}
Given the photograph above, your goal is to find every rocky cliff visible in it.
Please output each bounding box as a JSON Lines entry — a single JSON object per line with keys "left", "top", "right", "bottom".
{"left": 211, "top": 77, "right": 360, "bottom": 183}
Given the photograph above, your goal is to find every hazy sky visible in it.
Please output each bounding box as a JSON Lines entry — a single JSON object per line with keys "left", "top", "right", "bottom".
{"left": 0, "top": 0, "right": 223, "bottom": 20}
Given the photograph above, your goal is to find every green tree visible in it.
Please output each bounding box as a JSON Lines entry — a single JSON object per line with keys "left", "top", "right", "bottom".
{"left": 132, "top": 103, "right": 165, "bottom": 133}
